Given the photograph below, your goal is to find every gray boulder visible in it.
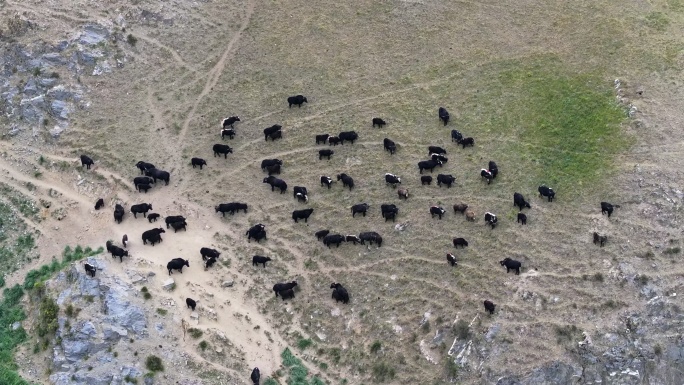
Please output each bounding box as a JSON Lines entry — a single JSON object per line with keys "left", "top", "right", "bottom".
{"left": 79, "top": 24, "right": 110, "bottom": 45}
{"left": 102, "top": 278, "right": 148, "bottom": 336}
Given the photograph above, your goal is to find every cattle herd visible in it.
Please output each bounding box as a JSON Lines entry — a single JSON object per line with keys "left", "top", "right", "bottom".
{"left": 82, "top": 97, "right": 621, "bottom": 384}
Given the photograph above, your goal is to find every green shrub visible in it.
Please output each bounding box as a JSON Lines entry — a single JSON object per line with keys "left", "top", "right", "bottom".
{"left": 370, "top": 340, "right": 382, "bottom": 354}
{"left": 145, "top": 355, "right": 164, "bottom": 372}
{"left": 453, "top": 320, "right": 470, "bottom": 340}
{"left": 36, "top": 296, "right": 59, "bottom": 338}
{"left": 297, "top": 338, "right": 313, "bottom": 350}
{"left": 127, "top": 34, "right": 137, "bottom": 46}
{"left": 372, "top": 362, "right": 396, "bottom": 382}
{"left": 198, "top": 340, "right": 209, "bottom": 351}
{"left": 156, "top": 308, "right": 168, "bottom": 316}
{"left": 188, "top": 328, "right": 203, "bottom": 339}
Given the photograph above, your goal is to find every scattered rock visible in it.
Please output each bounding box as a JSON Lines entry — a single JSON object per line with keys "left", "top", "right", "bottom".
{"left": 221, "top": 280, "right": 234, "bottom": 288}
{"left": 162, "top": 278, "right": 175, "bottom": 291}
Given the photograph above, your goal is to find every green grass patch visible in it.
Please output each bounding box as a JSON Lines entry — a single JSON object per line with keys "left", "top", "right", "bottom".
{"left": 271, "top": 347, "right": 326, "bottom": 385}
{"left": 297, "top": 338, "right": 313, "bottom": 350}
{"left": 23, "top": 245, "right": 103, "bottom": 290}
{"left": 145, "top": 355, "right": 164, "bottom": 372}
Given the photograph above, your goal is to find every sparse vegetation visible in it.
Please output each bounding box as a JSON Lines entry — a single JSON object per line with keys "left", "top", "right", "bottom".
{"left": 663, "top": 247, "right": 681, "bottom": 254}
{"left": 23, "top": 245, "right": 103, "bottom": 290}
{"left": 453, "top": 320, "right": 471, "bottom": 340}
{"left": 188, "top": 328, "right": 203, "bottom": 339}
{"left": 127, "top": 34, "right": 137, "bottom": 46}
{"left": 145, "top": 355, "right": 164, "bottom": 372}
{"left": 370, "top": 340, "right": 382, "bottom": 354}
{"left": 156, "top": 308, "right": 168, "bottom": 316}
{"left": 554, "top": 325, "right": 582, "bottom": 344}
{"left": 198, "top": 340, "right": 209, "bottom": 351}
{"left": 372, "top": 362, "right": 396, "bottom": 382}
{"left": 297, "top": 338, "right": 313, "bottom": 350}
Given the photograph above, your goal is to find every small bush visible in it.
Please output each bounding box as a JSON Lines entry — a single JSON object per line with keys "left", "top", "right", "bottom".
{"left": 444, "top": 356, "right": 459, "bottom": 380}
{"left": 555, "top": 324, "right": 581, "bottom": 344}
{"left": 127, "top": 34, "right": 137, "bottom": 46}
{"left": 421, "top": 320, "right": 430, "bottom": 333}
{"left": 124, "top": 375, "right": 138, "bottom": 384}
{"left": 593, "top": 272, "right": 604, "bottom": 282}
{"left": 143, "top": 292, "right": 152, "bottom": 300}
{"left": 654, "top": 344, "right": 663, "bottom": 356}
{"left": 637, "top": 275, "right": 650, "bottom": 285}
{"left": 188, "top": 328, "right": 203, "bottom": 339}
{"left": 141, "top": 287, "right": 148, "bottom": 293}
{"left": 372, "top": 362, "right": 396, "bottom": 382}
{"left": 663, "top": 247, "right": 681, "bottom": 254}
{"left": 370, "top": 340, "right": 382, "bottom": 354}
{"left": 297, "top": 338, "right": 313, "bottom": 350}
{"left": 156, "top": 308, "right": 168, "bottom": 316}
{"left": 198, "top": 340, "right": 209, "bottom": 351}
{"left": 145, "top": 355, "right": 164, "bottom": 372}
{"left": 453, "top": 320, "right": 470, "bottom": 340}
{"left": 37, "top": 296, "right": 59, "bottom": 338}
{"left": 64, "top": 304, "right": 78, "bottom": 318}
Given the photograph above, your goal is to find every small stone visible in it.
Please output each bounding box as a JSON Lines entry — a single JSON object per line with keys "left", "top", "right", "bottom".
{"left": 11, "top": 322, "right": 21, "bottom": 330}
{"left": 147, "top": 271, "right": 156, "bottom": 277}
{"left": 162, "top": 278, "right": 175, "bottom": 291}
{"left": 221, "top": 280, "right": 234, "bottom": 288}
{"left": 190, "top": 312, "right": 199, "bottom": 320}
{"left": 131, "top": 275, "right": 145, "bottom": 284}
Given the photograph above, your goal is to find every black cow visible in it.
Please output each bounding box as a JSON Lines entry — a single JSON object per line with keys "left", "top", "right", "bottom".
{"left": 136, "top": 183, "right": 152, "bottom": 193}
{"left": 95, "top": 198, "right": 104, "bottom": 210}
{"left": 200, "top": 247, "right": 221, "bottom": 261}
{"left": 316, "top": 134, "right": 330, "bottom": 144}
{"left": 459, "top": 137, "right": 475, "bottom": 148}
{"left": 372, "top": 118, "right": 386, "bottom": 128}
{"left": 315, "top": 229, "right": 330, "bottom": 240}
{"left": 438, "top": 107, "right": 450, "bottom": 126}
{"left": 186, "top": 298, "right": 197, "bottom": 311}
{"left": 538, "top": 185, "right": 555, "bottom": 202}
{"left": 480, "top": 169, "right": 493, "bottom": 184}
{"left": 142, "top": 228, "right": 165, "bottom": 245}
{"left": 359, "top": 231, "right": 382, "bottom": 247}
{"left": 453, "top": 203, "right": 468, "bottom": 214}
{"left": 261, "top": 159, "right": 283, "bottom": 170}
{"left": 191, "top": 158, "right": 207, "bottom": 169}
{"left": 513, "top": 193, "right": 531, "bottom": 210}
{"left": 328, "top": 136, "right": 341, "bottom": 146}
{"left": 428, "top": 146, "right": 446, "bottom": 155}
{"left": 488, "top": 161, "right": 499, "bottom": 178}
{"left": 453, "top": 238, "right": 468, "bottom": 248}
{"left": 485, "top": 212, "right": 498, "bottom": 228}
{"left": 263, "top": 124, "right": 282, "bottom": 140}
{"left": 145, "top": 168, "right": 170, "bottom": 185}
{"left": 215, "top": 202, "right": 248, "bottom": 216}
{"left": 384, "top": 211, "right": 397, "bottom": 222}
{"left": 437, "top": 174, "right": 455, "bottom": 188}
{"left": 385, "top": 173, "right": 401, "bottom": 187}
{"left": 484, "top": 300, "right": 496, "bottom": 315}
{"left": 280, "top": 288, "right": 295, "bottom": 300}
{"left": 451, "top": 130, "right": 463, "bottom": 143}
{"left": 246, "top": 224, "right": 267, "bottom": 243}
{"left": 147, "top": 213, "right": 160, "bottom": 223}
{"left": 338, "top": 131, "right": 358, "bottom": 145}
{"left": 323, "top": 234, "right": 346, "bottom": 248}
{"left": 601, "top": 202, "right": 620, "bottom": 217}
{"left": 204, "top": 256, "right": 218, "bottom": 269}
{"left": 167, "top": 258, "right": 189, "bottom": 275}
{"left": 252, "top": 255, "right": 272, "bottom": 268}
{"left": 136, "top": 161, "right": 156, "bottom": 175}
{"left": 84, "top": 262, "right": 96, "bottom": 277}
{"left": 80, "top": 155, "right": 94, "bottom": 169}
{"left": 170, "top": 220, "right": 187, "bottom": 232}
{"left": 500, "top": 258, "right": 521, "bottom": 275}
{"left": 267, "top": 130, "right": 282, "bottom": 141}
{"left": 265, "top": 163, "right": 281, "bottom": 175}
{"left": 131, "top": 203, "right": 153, "bottom": 218}
{"left": 134, "top": 176, "right": 154, "bottom": 189}
{"left": 320, "top": 175, "right": 334, "bottom": 189}
{"left": 517, "top": 212, "right": 527, "bottom": 225}
{"left": 381, "top": 204, "right": 399, "bottom": 219}
{"left": 221, "top": 128, "right": 236, "bottom": 139}
{"left": 430, "top": 206, "right": 446, "bottom": 219}
{"left": 383, "top": 138, "right": 397, "bottom": 154}
{"left": 446, "top": 253, "right": 457, "bottom": 267}
{"left": 213, "top": 144, "right": 233, "bottom": 158}
{"left": 593, "top": 232, "right": 607, "bottom": 247}
{"left": 114, "top": 204, "right": 125, "bottom": 224}
{"left": 418, "top": 159, "right": 442, "bottom": 173}
{"left": 293, "top": 186, "right": 308, "bottom": 203}
{"left": 273, "top": 281, "right": 298, "bottom": 296}
{"left": 106, "top": 240, "right": 114, "bottom": 254}
{"left": 351, "top": 203, "right": 370, "bottom": 217}
{"left": 421, "top": 175, "right": 433, "bottom": 185}
{"left": 319, "top": 149, "right": 334, "bottom": 160}
{"left": 110, "top": 246, "right": 129, "bottom": 262}
{"left": 331, "top": 283, "right": 350, "bottom": 304}
{"left": 263, "top": 176, "right": 287, "bottom": 193}
{"left": 251, "top": 367, "right": 260, "bottom": 385}
{"left": 165, "top": 215, "right": 186, "bottom": 228}
{"left": 431, "top": 153, "right": 448, "bottom": 164}
{"left": 288, "top": 95, "right": 308, "bottom": 108}
{"left": 345, "top": 235, "right": 361, "bottom": 244}
{"left": 292, "top": 208, "right": 314, "bottom": 223}
{"left": 221, "top": 116, "right": 240, "bottom": 128}
{"left": 337, "top": 173, "right": 354, "bottom": 190}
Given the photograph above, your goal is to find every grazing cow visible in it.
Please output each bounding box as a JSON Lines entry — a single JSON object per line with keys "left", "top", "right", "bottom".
{"left": 251, "top": 367, "right": 260, "bottom": 385}
{"left": 280, "top": 288, "right": 295, "bottom": 300}
{"left": 431, "top": 153, "right": 448, "bottom": 164}
{"left": 292, "top": 208, "right": 314, "bottom": 223}
{"left": 500, "top": 258, "right": 522, "bottom": 275}
{"left": 421, "top": 175, "right": 433, "bottom": 185}
{"left": 186, "top": 298, "right": 197, "bottom": 311}
{"left": 84, "top": 263, "right": 96, "bottom": 277}
{"left": 459, "top": 137, "right": 475, "bottom": 148}
{"left": 212, "top": 144, "right": 233, "bottom": 158}
{"left": 384, "top": 211, "right": 397, "bottom": 222}
{"left": 338, "top": 131, "right": 359, "bottom": 145}
{"left": 262, "top": 176, "right": 287, "bottom": 193}
{"left": 323, "top": 234, "right": 346, "bottom": 248}
{"left": 428, "top": 146, "right": 447, "bottom": 156}
{"left": 328, "top": 136, "right": 341, "bottom": 146}
{"left": 136, "top": 161, "right": 156, "bottom": 175}
{"left": 593, "top": 232, "right": 607, "bottom": 247}
{"left": 418, "top": 159, "right": 442, "bottom": 173}
{"left": 147, "top": 213, "right": 160, "bottom": 223}
{"left": 351, "top": 203, "right": 370, "bottom": 217}
{"left": 221, "top": 116, "right": 240, "bottom": 128}
{"left": 170, "top": 220, "right": 187, "bottom": 232}
{"left": 200, "top": 247, "right": 221, "bottom": 261}
{"left": 191, "top": 158, "right": 207, "bottom": 169}
{"left": 437, "top": 174, "right": 456, "bottom": 188}
{"left": 273, "top": 281, "right": 298, "bottom": 296}
{"left": 438, "top": 107, "right": 450, "bottom": 126}
{"left": 142, "top": 228, "right": 165, "bottom": 245}
{"left": 315, "top": 229, "right": 330, "bottom": 240}
{"left": 517, "top": 212, "right": 527, "bottom": 225}
{"left": 252, "top": 255, "right": 272, "bottom": 268}
{"left": 385, "top": 173, "right": 401, "bottom": 187}
{"left": 165, "top": 215, "right": 187, "bottom": 228}
{"left": 221, "top": 128, "right": 236, "bottom": 139}
{"left": 261, "top": 159, "right": 283, "bottom": 170}
{"left": 484, "top": 300, "right": 496, "bottom": 315}
{"left": 453, "top": 203, "right": 468, "bottom": 214}
{"left": 293, "top": 186, "right": 309, "bottom": 203}
{"left": 204, "top": 256, "right": 218, "bottom": 269}
{"left": 288, "top": 95, "right": 308, "bottom": 108}
{"left": 319, "top": 149, "right": 334, "bottom": 160}
{"left": 320, "top": 175, "right": 334, "bottom": 189}
{"left": 337, "top": 173, "right": 354, "bottom": 190}
{"left": 446, "top": 253, "right": 457, "bottom": 267}
{"left": 114, "top": 204, "right": 125, "bottom": 224}
{"left": 345, "top": 235, "right": 361, "bottom": 244}
{"left": 263, "top": 124, "right": 282, "bottom": 140}
{"left": 480, "top": 169, "right": 493, "bottom": 184}
{"left": 488, "top": 161, "right": 499, "bottom": 178}
{"left": 381, "top": 204, "right": 399, "bottom": 219}
{"left": 430, "top": 206, "right": 446, "bottom": 219}
{"left": 122, "top": 234, "right": 128, "bottom": 248}
{"left": 133, "top": 177, "right": 154, "bottom": 192}
{"left": 130, "top": 203, "right": 153, "bottom": 218}
{"left": 397, "top": 188, "right": 409, "bottom": 199}
{"left": 246, "top": 224, "right": 267, "bottom": 243}
{"left": 601, "top": 202, "right": 620, "bottom": 217}
{"left": 80, "top": 155, "right": 94, "bottom": 169}
{"left": 465, "top": 210, "right": 475, "bottom": 221}
{"left": 265, "top": 163, "right": 281, "bottom": 175}
{"left": 513, "top": 193, "right": 531, "bottom": 210}
{"left": 267, "top": 130, "right": 282, "bottom": 141}
{"left": 167, "top": 258, "right": 189, "bottom": 275}
{"left": 372, "top": 118, "right": 386, "bottom": 128}
{"left": 106, "top": 240, "right": 114, "bottom": 254}
{"left": 453, "top": 238, "right": 468, "bottom": 248}
{"left": 538, "top": 185, "right": 555, "bottom": 202}
{"left": 144, "top": 168, "right": 170, "bottom": 185}
{"left": 215, "top": 202, "right": 249, "bottom": 216}
{"left": 383, "top": 138, "right": 397, "bottom": 155}
{"left": 359, "top": 231, "right": 383, "bottom": 247}
{"left": 94, "top": 198, "right": 104, "bottom": 210}
{"left": 136, "top": 183, "right": 152, "bottom": 193}
{"left": 330, "top": 283, "right": 350, "bottom": 304}
{"left": 316, "top": 134, "right": 330, "bottom": 144}
{"left": 111, "top": 246, "right": 128, "bottom": 262}
{"left": 451, "top": 130, "right": 463, "bottom": 143}
{"left": 484, "top": 212, "right": 498, "bottom": 228}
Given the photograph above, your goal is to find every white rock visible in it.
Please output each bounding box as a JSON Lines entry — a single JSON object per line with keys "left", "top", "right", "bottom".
{"left": 162, "top": 278, "right": 175, "bottom": 291}
{"left": 190, "top": 312, "right": 199, "bottom": 320}
{"left": 221, "top": 280, "right": 234, "bottom": 288}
